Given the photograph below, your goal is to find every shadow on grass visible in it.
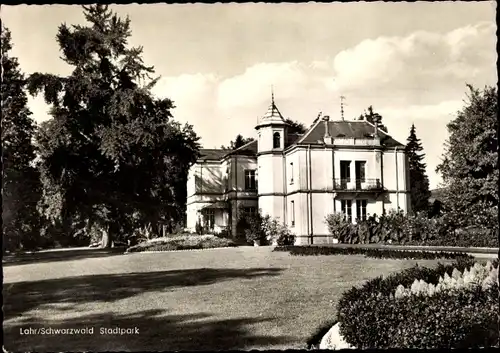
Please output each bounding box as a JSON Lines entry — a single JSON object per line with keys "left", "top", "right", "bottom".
{"left": 2, "top": 247, "right": 127, "bottom": 267}
{"left": 4, "top": 267, "right": 284, "bottom": 319}
{"left": 5, "top": 309, "right": 293, "bottom": 351}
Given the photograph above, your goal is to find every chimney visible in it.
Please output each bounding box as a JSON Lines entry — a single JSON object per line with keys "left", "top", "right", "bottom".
{"left": 323, "top": 115, "right": 333, "bottom": 144}
{"left": 374, "top": 118, "right": 379, "bottom": 138}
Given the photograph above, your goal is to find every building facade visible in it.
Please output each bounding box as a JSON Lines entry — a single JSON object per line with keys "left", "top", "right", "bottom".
{"left": 186, "top": 97, "right": 411, "bottom": 244}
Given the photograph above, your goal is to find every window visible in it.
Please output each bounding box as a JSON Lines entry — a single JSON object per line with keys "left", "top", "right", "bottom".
{"left": 340, "top": 161, "right": 351, "bottom": 187}
{"left": 340, "top": 200, "right": 352, "bottom": 223}
{"left": 290, "top": 201, "right": 295, "bottom": 227}
{"left": 245, "top": 170, "right": 256, "bottom": 190}
{"left": 205, "top": 209, "right": 215, "bottom": 230}
{"left": 290, "top": 162, "right": 294, "bottom": 184}
{"left": 355, "top": 161, "right": 366, "bottom": 189}
{"left": 356, "top": 200, "right": 367, "bottom": 221}
{"left": 244, "top": 207, "right": 256, "bottom": 217}
{"left": 273, "top": 132, "right": 281, "bottom": 149}
{"left": 355, "top": 161, "right": 366, "bottom": 182}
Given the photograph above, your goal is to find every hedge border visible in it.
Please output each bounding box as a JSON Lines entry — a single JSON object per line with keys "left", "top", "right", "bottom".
{"left": 124, "top": 245, "right": 238, "bottom": 254}
{"left": 306, "top": 318, "right": 339, "bottom": 349}
{"left": 273, "top": 245, "right": 475, "bottom": 261}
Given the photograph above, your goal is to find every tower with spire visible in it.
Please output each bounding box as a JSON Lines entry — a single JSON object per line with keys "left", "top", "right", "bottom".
{"left": 254, "top": 88, "right": 289, "bottom": 221}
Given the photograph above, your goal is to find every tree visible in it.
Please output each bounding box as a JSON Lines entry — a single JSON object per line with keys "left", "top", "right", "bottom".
{"left": 436, "top": 85, "right": 498, "bottom": 231}
{"left": 363, "top": 106, "right": 388, "bottom": 133}
{"left": 221, "top": 119, "right": 305, "bottom": 150}
{"left": 285, "top": 118, "right": 306, "bottom": 135}
{"left": 27, "top": 5, "right": 200, "bottom": 247}
{"left": 220, "top": 134, "right": 253, "bottom": 150}
{"left": 1, "top": 26, "right": 42, "bottom": 252}
{"left": 405, "top": 124, "right": 431, "bottom": 213}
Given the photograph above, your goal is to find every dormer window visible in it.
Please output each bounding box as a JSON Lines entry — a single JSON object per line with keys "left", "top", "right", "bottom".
{"left": 273, "top": 132, "right": 281, "bottom": 149}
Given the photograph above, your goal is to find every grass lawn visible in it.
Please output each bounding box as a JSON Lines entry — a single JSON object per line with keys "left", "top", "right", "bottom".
{"left": 3, "top": 246, "right": 456, "bottom": 351}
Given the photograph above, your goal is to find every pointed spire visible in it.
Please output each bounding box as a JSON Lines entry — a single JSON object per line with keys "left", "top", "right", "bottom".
{"left": 256, "top": 86, "right": 285, "bottom": 127}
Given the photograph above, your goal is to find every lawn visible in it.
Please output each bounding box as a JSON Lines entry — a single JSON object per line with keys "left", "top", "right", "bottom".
{"left": 3, "top": 246, "right": 456, "bottom": 351}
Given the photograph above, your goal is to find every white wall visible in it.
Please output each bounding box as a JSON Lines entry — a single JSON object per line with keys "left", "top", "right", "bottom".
{"left": 382, "top": 149, "right": 408, "bottom": 192}
{"left": 310, "top": 149, "right": 334, "bottom": 190}
{"left": 257, "top": 125, "right": 286, "bottom": 151}
{"left": 229, "top": 156, "right": 257, "bottom": 192}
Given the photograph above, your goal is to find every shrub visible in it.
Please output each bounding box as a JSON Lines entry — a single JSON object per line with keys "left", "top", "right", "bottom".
{"left": 195, "top": 220, "right": 204, "bottom": 235}
{"left": 125, "top": 234, "right": 236, "bottom": 253}
{"left": 244, "top": 212, "right": 267, "bottom": 244}
{"left": 325, "top": 209, "right": 496, "bottom": 248}
{"left": 273, "top": 246, "right": 475, "bottom": 261}
{"left": 262, "top": 217, "right": 295, "bottom": 246}
{"left": 337, "top": 259, "right": 499, "bottom": 349}
{"left": 306, "top": 318, "right": 339, "bottom": 349}
{"left": 325, "top": 213, "right": 356, "bottom": 243}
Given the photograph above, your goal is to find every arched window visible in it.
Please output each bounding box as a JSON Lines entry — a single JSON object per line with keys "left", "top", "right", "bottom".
{"left": 273, "top": 132, "right": 281, "bottom": 149}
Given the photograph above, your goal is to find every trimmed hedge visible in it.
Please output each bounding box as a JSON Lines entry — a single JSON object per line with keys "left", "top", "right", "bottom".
{"left": 336, "top": 259, "right": 499, "bottom": 348}
{"left": 306, "top": 319, "right": 338, "bottom": 349}
{"left": 126, "top": 235, "right": 236, "bottom": 253}
{"left": 273, "top": 245, "right": 475, "bottom": 261}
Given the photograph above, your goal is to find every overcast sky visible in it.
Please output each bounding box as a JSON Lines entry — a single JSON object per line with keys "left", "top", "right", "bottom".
{"left": 2, "top": 2, "right": 497, "bottom": 189}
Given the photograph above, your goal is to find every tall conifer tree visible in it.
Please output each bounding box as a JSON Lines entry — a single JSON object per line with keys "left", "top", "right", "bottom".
{"left": 1, "top": 26, "right": 41, "bottom": 251}
{"left": 27, "top": 5, "right": 200, "bottom": 247}
{"left": 405, "top": 123, "right": 431, "bottom": 213}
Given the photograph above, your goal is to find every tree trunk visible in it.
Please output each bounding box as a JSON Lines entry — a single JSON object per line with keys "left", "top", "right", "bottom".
{"left": 101, "top": 226, "right": 112, "bottom": 248}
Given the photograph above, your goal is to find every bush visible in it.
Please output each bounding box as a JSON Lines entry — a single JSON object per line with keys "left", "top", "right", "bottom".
{"left": 262, "top": 216, "right": 295, "bottom": 246}
{"left": 125, "top": 234, "right": 236, "bottom": 253}
{"left": 306, "top": 318, "right": 339, "bottom": 349}
{"left": 325, "top": 213, "right": 356, "bottom": 243}
{"left": 240, "top": 209, "right": 295, "bottom": 245}
{"left": 244, "top": 213, "right": 267, "bottom": 244}
{"left": 324, "top": 209, "right": 496, "bottom": 248}
{"left": 273, "top": 246, "right": 475, "bottom": 261}
{"left": 195, "top": 220, "right": 204, "bottom": 235}
{"left": 336, "top": 259, "right": 499, "bottom": 348}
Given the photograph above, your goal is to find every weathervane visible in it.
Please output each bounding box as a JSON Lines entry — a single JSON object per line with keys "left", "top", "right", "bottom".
{"left": 271, "top": 85, "right": 275, "bottom": 105}
{"left": 340, "top": 95, "right": 346, "bottom": 121}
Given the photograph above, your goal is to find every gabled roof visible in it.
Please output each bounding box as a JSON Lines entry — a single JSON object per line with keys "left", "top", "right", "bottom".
{"left": 296, "top": 119, "right": 404, "bottom": 148}
{"left": 198, "top": 149, "right": 228, "bottom": 161}
{"left": 198, "top": 140, "right": 258, "bottom": 162}
{"left": 224, "top": 139, "right": 258, "bottom": 157}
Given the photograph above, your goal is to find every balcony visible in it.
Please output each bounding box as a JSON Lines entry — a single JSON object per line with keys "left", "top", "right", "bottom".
{"left": 334, "top": 178, "right": 384, "bottom": 191}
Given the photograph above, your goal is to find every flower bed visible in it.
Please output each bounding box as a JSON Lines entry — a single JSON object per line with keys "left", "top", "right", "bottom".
{"left": 273, "top": 245, "right": 475, "bottom": 261}
{"left": 125, "top": 234, "right": 236, "bottom": 253}
{"left": 334, "top": 259, "right": 499, "bottom": 349}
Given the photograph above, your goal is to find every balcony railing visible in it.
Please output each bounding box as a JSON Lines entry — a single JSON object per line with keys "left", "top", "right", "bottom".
{"left": 334, "top": 178, "right": 383, "bottom": 191}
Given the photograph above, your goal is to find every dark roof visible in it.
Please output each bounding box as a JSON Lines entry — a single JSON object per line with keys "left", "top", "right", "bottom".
{"left": 297, "top": 120, "right": 404, "bottom": 148}
{"left": 198, "top": 149, "right": 228, "bottom": 161}
{"left": 198, "top": 140, "right": 258, "bottom": 162}
{"left": 224, "top": 139, "right": 257, "bottom": 157}
{"left": 286, "top": 133, "right": 303, "bottom": 147}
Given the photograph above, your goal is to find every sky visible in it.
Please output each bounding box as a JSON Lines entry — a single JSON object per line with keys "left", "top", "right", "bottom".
{"left": 2, "top": 2, "right": 497, "bottom": 189}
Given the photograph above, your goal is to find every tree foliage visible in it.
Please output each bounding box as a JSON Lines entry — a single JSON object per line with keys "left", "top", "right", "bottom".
{"left": 405, "top": 123, "right": 431, "bottom": 213}
{"left": 285, "top": 118, "right": 306, "bottom": 135}
{"left": 221, "top": 119, "right": 305, "bottom": 150}
{"left": 27, "top": 5, "right": 200, "bottom": 247}
{"left": 360, "top": 106, "right": 388, "bottom": 133}
{"left": 436, "top": 85, "right": 498, "bottom": 230}
{"left": 1, "top": 25, "right": 42, "bottom": 252}
{"left": 220, "top": 134, "right": 253, "bottom": 150}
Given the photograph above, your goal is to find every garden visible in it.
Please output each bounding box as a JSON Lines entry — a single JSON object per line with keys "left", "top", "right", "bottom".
{"left": 309, "top": 257, "right": 499, "bottom": 349}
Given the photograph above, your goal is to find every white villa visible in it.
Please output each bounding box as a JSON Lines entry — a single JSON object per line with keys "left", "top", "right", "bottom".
{"left": 186, "top": 96, "right": 411, "bottom": 245}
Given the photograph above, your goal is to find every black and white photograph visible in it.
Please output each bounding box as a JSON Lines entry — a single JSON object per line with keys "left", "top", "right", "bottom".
{"left": 2, "top": 1, "right": 498, "bottom": 351}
